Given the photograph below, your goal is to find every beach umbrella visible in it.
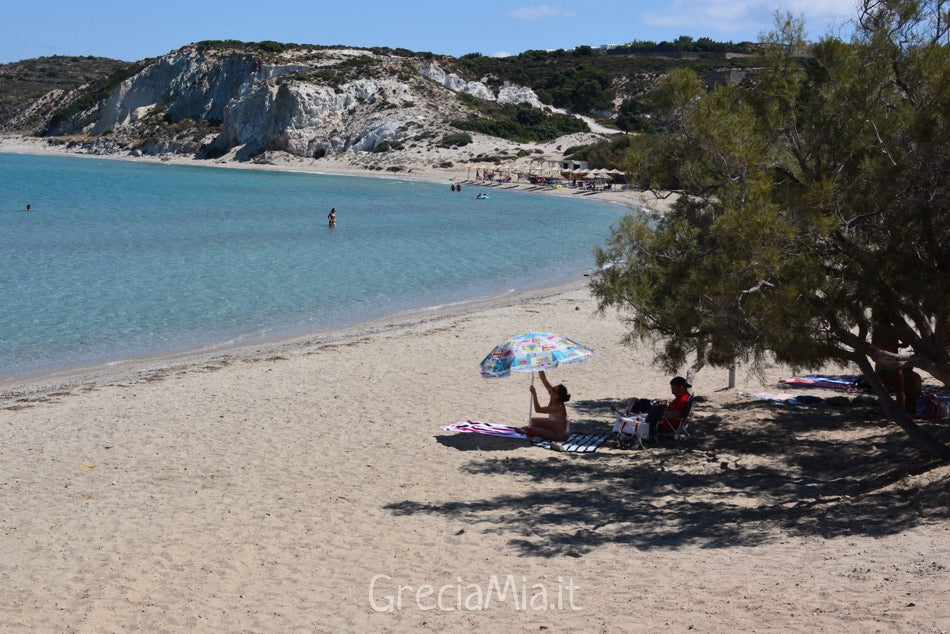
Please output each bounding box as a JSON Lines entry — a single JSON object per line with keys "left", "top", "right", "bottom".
{"left": 480, "top": 332, "right": 595, "bottom": 420}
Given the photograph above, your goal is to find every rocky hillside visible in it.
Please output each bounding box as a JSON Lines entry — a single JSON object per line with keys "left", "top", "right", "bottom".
{"left": 0, "top": 55, "right": 133, "bottom": 132}
{"left": 0, "top": 41, "right": 761, "bottom": 168}
{"left": 0, "top": 43, "right": 590, "bottom": 166}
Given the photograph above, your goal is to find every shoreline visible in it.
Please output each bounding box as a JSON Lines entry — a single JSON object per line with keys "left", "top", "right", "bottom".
{"left": 0, "top": 133, "right": 678, "bottom": 213}
{"left": 0, "top": 275, "right": 590, "bottom": 402}
{"left": 0, "top": 132, "right": 655, "bottom": 398}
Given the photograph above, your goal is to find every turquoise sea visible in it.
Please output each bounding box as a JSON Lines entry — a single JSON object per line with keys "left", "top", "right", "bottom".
{"left": 0, "top": 152, "right": 628, "bottom": 381}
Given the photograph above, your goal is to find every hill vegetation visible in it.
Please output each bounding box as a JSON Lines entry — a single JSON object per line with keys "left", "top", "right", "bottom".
{"left": 0, "top": 38, "right": 764, "bottom": 146}
{"left": 448, "top": 40, "right": 764, "bottom": 122}
{"left": 0, "top": 55, "right": 134, "bottom": 125}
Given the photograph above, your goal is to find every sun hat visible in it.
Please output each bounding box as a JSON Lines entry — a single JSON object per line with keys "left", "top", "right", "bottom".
{"left": 670, "top": 376, "right": 691, "bottom": 388}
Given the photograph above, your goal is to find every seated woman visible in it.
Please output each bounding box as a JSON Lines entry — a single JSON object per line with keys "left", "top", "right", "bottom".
{"left": 654, "top": 376, "right": 692, "bottom": 433}
{"left": 609, "top": 376, "right": 691, "bottom": 445}
{"left": 514, "top": 370, "right": 571, "bottom": 441}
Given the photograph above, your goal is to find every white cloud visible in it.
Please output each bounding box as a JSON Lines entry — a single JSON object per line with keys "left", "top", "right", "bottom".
{"left": 642, "top": 0, "right": 855, "bottom": 38}
{"left": 643, "top": 1, "right": 763, "bottom": 32}
{"left": 508, "top": 4, "right": 576, "bottom": 20}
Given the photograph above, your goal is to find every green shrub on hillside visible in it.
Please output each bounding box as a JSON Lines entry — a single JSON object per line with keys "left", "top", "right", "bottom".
{"left": 450, "top": 103, "right": 587, "bottom": 143}
{"left": 440, "top": 132, "right": 472, "bottom": 147}
{"left": 451, "top": 42, "right": 765, "bottom": 117}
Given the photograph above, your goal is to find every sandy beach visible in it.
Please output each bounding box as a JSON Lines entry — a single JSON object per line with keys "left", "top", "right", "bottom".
{"left": 1, "top": 136, "right": 948, "bottom": 632}
{"left": 0, "top": 133, "right": 677, "bottom": 215}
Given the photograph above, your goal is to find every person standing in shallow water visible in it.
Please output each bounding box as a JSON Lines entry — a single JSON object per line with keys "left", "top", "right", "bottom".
{"left": 327, "top": 207, "right": 336, "bottom": 227}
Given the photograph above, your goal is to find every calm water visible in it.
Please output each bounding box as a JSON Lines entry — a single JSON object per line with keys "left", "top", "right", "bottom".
{"left": 0, "top": 152, "right": 627, "bottom": 380}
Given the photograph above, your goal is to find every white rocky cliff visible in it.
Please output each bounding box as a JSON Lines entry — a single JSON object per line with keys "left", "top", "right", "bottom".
{"left": 87, "top": 46, "right": 547, "bottom": 161}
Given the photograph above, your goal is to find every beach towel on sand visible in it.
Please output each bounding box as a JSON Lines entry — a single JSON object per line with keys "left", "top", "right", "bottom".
{"left": 740, "top": 391, "right": 825, "bottom": 406}
{"left": 442, "top": 421, "right": 609, "bottom": 453}
{"left": 778, "top": 376, "right": 863, "bottom": 391}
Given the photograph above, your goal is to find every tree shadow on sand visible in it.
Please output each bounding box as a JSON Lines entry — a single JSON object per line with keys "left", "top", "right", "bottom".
{"left": 397, "top": 400, "right": 950, "bottom": 557}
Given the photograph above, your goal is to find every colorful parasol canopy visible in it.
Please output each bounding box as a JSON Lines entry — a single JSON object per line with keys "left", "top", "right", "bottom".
{"left": 479, "top": 332, "right": 595, "bottom": 378}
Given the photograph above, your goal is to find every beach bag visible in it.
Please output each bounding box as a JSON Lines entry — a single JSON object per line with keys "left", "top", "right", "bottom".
{"left": 629, "top": 398, "right": 652, "bottom": 414}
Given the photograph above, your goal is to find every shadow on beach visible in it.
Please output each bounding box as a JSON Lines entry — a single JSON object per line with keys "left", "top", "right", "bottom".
{"left": 403, "top": 400, "right": 950, "bottom": 557}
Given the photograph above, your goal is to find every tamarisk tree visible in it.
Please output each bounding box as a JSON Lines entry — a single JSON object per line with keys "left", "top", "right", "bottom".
{"left": 591, "top": 0, "right": 950, "bottom": 459}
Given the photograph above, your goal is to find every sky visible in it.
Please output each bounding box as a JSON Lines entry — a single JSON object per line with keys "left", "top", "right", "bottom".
{"left": 0, "top": 0, "right": 858, "bottom": 64}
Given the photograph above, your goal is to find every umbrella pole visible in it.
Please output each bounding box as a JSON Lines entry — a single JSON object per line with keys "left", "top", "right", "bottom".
{"left": 528, "top": 373, "right": 534, "bottom": 423}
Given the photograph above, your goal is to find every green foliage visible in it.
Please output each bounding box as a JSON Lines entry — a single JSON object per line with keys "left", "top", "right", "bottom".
{"left": 336, "top": 55, "right": 379, "bottom": 70}
{"left": 546, "top": 64, "right": 614, "bottom": 112}
{"left": 193, "top": 40, "right": 295, "bottom": 54}
{"left": 591, "top": 2, "right": 950, "bottom": 457}
{"left": 648, "top": 67, "right": 704, "bottom": 113}
{"left": 452, "top": 43, "right": 766, "bottom": 115}
{"left": 293, "top": 55, "right": 382, "bottom": 86}
{"left": 564, "top": 135, "right": 635, "bottom": 170}
{"left": 450, "top": 103, "right": 588, "bottom": 143}
{"left": 373, "top": 139, "right": 405, "bottom": 152}
{"left": 455, "top": 93, "right": 480, "bottom": 110}
{"left": 258, "top": 40, "right": 289, "bottom": 53}
{"left": 0, "top": 56, "right": 132, "bottom": 126}
{"left": 368, "top": 46, "right": 424, "bottom": 58}
{"left": 608, "top": 38, "right": 758, "bottom": 55}
{"left": 439, "top": 132, "right": 472, "bottom": 148}
{"left": 615, "top": 98, "right": 654, "bottom": 132}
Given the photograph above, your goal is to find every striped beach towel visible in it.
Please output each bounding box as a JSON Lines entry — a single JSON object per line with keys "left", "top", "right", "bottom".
{"left": 778, "top": 376, "right": 862, "bottom": 391}
{"left": 442, "top": 421, "right": 609, "bottom": 453}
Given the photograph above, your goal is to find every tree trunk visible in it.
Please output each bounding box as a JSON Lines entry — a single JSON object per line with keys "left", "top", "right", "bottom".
{"left": 854, "top": 356, "right": 950, "bottom": 461}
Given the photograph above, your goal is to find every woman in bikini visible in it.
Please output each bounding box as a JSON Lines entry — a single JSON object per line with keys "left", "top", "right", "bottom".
{"left": 515, "top": 370, "right": 571, "bottom": 441}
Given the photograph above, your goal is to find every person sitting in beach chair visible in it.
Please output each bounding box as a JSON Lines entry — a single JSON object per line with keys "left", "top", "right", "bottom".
{"left": 610, "top": 376, "right": 694, "bottom": 448}
{"left": 652, "top": 376, "right": 693, "bottom": 439}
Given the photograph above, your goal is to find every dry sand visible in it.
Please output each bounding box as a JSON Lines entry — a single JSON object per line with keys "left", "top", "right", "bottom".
{"left": 1, "top": 136, "right": 948, "bottom": 632}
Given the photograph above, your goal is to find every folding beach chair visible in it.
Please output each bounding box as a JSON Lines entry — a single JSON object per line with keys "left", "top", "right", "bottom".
{"left": 610, "top": 411, "right": 650, "bottom": 449}
{"left": 651, "top": 397, "right": 693, "bottom": 441}
{"left": 611, "top": 392, "right": 695, "bottom": 449}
